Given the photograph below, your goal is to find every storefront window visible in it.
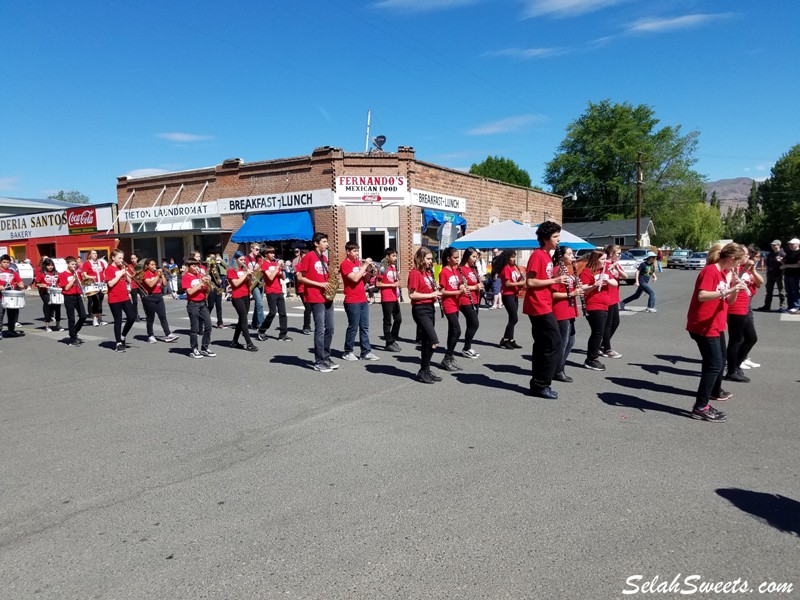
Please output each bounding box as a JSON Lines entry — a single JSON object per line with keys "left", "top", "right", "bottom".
{"left": 133, "top": 237, "right": 158, "bottom": 262}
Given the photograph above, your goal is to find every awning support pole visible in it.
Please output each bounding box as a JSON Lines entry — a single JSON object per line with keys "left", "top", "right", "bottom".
{"left": 106, "top": 189, "right": 136, "bottom": 234}
{"left": 137, "top": 186, "right": 168, "bottom": 232}
{"left": 173, "top": 182, "right": 209, "bottom": 231}
{"left": 152, "top": 184, "right": 185, "bottom": 231}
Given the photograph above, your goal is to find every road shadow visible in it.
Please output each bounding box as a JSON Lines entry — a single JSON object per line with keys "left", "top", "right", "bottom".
{"left": 365, "top": 363, "right": 416, "bottom": 381}
{"left": 483, "top": 362, "right": 528, "bottom": 377}
{"left": 716, "top": 488, "right": 800, "bottom": 537}
{"left": 628, "top": 362, "right": 698, "bottom": 377}
{"left": 452, "top": 372, "right": 528, "bottom": 395}
{"left": 654, "top": 353, "right": 702, "bottom": 365}
{"left": 269, "top": 354, "right": 314, "bottom": 369}
{"left": 168, "top": 347, "right": 194, "bottom": 357}
{"left": 605, "top": 376, "right": 695, "bottom": 398}
{"left": 598, "top": 391, "right": 693, "bottom": 419}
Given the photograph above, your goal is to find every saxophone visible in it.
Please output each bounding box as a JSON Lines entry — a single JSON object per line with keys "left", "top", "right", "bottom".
{"left": 323, "top": 252, "right": 340, "bottom": 301}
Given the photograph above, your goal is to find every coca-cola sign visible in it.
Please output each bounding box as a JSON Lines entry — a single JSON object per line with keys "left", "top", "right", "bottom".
{"left": 66, "top": 207, "right": 98, "bottom": 234}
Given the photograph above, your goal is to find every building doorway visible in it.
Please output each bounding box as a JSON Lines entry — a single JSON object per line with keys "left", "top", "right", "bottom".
{"left": 360, "top": 231, "right": 385, "bottom": 262}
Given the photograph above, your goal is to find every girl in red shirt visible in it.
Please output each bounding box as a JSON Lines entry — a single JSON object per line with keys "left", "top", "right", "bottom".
{"left": 81, "top": 249, "right": 108, "bottom": 327}
{"left": 439, "top": 247, "right": 465, "bottom": 372}
{"left": 0, "top": 253, "right": 25, "bottom": 338}
{"left": 724, "top": 244, "right": 762, "bottom": 382}
{"left": 600, "top": 244, "right": 627, "bottom": 359}
{"left": 551, "top": 246, "right": 582, "bottom": 383}
{"left": 257, "top": 246, "right": 291, "bottom": 342}
{"left": 228, "top": 253, "right": 258, "bottom": 351}
{"left": 579, "top": 250, "right": 616, "bottom": 371}
{"left": 58, "top": 256, "right": 88, "bottom": 346}
{"left": 494, "top": 250, "right": 525, "bottom": 349}
{"left": 408, "top": 246, "right": 442, "bottom": 384}
{"left": 140, "top": 258, "right": 179, "bottom": 343}
{"left": 457, "top": 247, "right": 481, "bottom": 359}
{"left": 34, "top": 258, "right": 64, "bottom": 332}
{"left": 105, "top": 248, "right": 136, "bottom": 352}
{"left": 686, "top": 243, "right": 747, "bottom": 422}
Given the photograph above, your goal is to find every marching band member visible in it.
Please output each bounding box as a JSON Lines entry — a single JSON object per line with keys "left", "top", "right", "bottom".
{"left": 686, "top": 243, "right": 747, "bottom": 422}
{"left": 296, "top": 232, "right": 337, "bottom": 372}
{"left": 340, "top": 241, "right": 379, "bottom": 362}
{"left": 246, "top": 243, "right": 266, "bottom": 330}
{"left": 724, "top": 244, "right": 762, "bottom": 383}
{"left": 0, "top": 254, "right": 25, "bottom": 339}
{"left": 377, "top": 247, "right": 402, "bottom": 352}
{"left": 227, "top": 252, "right": 258, "bottom": 351}
{"left": 128, "top": 253, "right": 145, "bottom": 321}
{"left": 600, "top": 244, "right": 626, "bottom": 359}
{"left": 523, "top": 222, "right": 568, "bottom": 399}
{"left": 439, "top": 247, "right": 464, "bottom": 372}
{"left": 408, "top": 246, "right": 442, "bottom": 384}
{"left": 35, "top": 258, "right": 64, "bottom": 332}
{"left": 81, "top": 249, "right": 108, "bottom": 326}
{"left": 182, "top": 258, "right": 216, "bottom": 359}
{"left": 295, "top": 248, "right": 312, "bottom": 335}
{"left": 257, "top": 246, "right": 292, "bottom": 342}
{"left": 140, "top": 258, "right": 179, "bottom": 343}
{"left": 495, "top": 250, "right": 525, "bottom": 349}
{"left": 105, "top": 249, "right": 137, "bottom": 353}
{"left": 551, "top": 246, "right": 581, "bottom": 383}
{"left": 58, "top": 256, "right": 88, "bottom": 346}
{"left": 457, "top": 247, "right": 481, "bottom": 359}
{"left": 579, "top": 250, "right": 616, "bottom": 372}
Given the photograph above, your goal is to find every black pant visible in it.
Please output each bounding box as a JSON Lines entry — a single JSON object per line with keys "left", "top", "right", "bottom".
{"left": 444, "top": 311, "right": 461, "bottom": 356}
{"left": 412, "top": 304, "right": 438, "bottom": 371}
{"left": 502, "top": 294, "right": 519, "bottom": 340}
{"left": 382, "top": 300, "right": 402, "bottom": 345}
{"left": 726, "top": 311, "right": 757, "bottom": 372}
{"left": 143, "top": 294, "right": 171, "bottom": 337}
{"left": 459, "top": 304, "right": 479, "bottom": 351}
{"left": 232, "top": 296, "right": 253, "bottom": 345}
{"left": 299, "top": 292, "right": 312, "bottom": 330}
{"left": 64, "top": 294, "right": 87, "bottom": 341}
{"left": 529, "top": 313, "right": 561, "bottom": 392}
{"left": 690, "top": 332, "right": 726, "bottom": 409}
{"left": 131, "top": 288, "right": 144, "bottom": 318}
{"left": 557, "top": 318, "right": 576, "bottom": 372}
{"left": 207, "top": 288, "right": 224, "bottom": 325}
{"left": 0, "top": 305, "right": 19, "bottom": 332}
{"left": 260, "top": 293, "right": 288, "bottom": 337}
{"left": 601, "top": 303, "right": 620, "bottom": 353}
{"left": 187, "top": 301, "right": 212, "bottom": 351}
{"left": 87, "top": 291, "right": 104, "bottom": 316}
{"left": 585, "top": 310, "right": 608, "bottom": 361}
{"left": 762, "top": 271, "right": 785, "bottom": 308}
{"left": 109, "top": 300, "right": 136, "bottom": 343}
{"left": 39, "top": 289, "right": 62, "bottom": 323}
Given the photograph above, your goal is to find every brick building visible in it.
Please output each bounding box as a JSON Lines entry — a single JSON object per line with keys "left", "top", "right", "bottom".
{"left": 114, "top": 146, "right": 562, "bottom": 281}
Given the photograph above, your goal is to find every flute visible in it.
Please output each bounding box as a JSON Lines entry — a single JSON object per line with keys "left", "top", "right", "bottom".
{"left": 556, "top": 246, "right": 574, "bottom": 308}
{"left": 457, "top": 267, "right": 478, "bottom": 312}
{"left": 427, "top": 268, "right": 445, "bottom": 318}
{"left": 730, "top": 268, "right": 752, "bottom": 297}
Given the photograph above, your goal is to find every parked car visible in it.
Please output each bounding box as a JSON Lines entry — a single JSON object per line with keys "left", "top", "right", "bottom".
{"left": 667, "top": 249, "right": 692, "bottom": 269}
{"left": 685, "top": 252, "right": 708, "bottom": 269}
{"left": 615, "top": 252, "right": 638, "bottom": 285}
{"left": 625, "top": 248, "right": 650, "bottom": 268}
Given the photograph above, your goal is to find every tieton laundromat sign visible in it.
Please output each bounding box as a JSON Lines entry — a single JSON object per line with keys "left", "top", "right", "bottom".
{"left": 0, "top": 206, "right": 114, "bottom": 240}
{"left": 217, "top": 189, "right": 333, "bottom": 214}
{"left": 119, "top": 200, "right": 220, "bottom": 222}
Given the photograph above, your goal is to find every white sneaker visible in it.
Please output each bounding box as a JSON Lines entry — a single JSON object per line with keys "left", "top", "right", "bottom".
{"left": 645, "top": 308, "right": 658, "bottom": 313}
{"left": 148, "top": 336, "right": 158, "bottom": 344}
{"left": 342, "top": 352, "right": 359, "bottom": 361}
{"left": 361, "top": 352, "right": 380, "bottom": 361}
{"left": 739, "top": 363, "right": 751, "bottom": 370}
{"left": 190, "top": 348, "right": 203, "bottom": 359}
{"left": 742, "top": 358, "right": 760, "bottom": 368}
{"left": 45, "top": 326, "right": 53, "bottom": 333}
{"left": 163, "top": 333, "right": 179, "bottom": 343}
{"left": 92, "top": 319, "right": 99, "bottom": 327}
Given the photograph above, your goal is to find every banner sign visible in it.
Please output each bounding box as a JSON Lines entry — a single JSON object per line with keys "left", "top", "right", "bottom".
{"left": 410, "top": 189, "right": 467, "bottom": 213}
{"left": 66, "top": 207, "right": 98, "bottom": 234}
{"left": 217, "top": 189, "right": 333, "bottom": 215}
{"left": 335, "top": 176, "right": 408, "bottom": 203}
{"left": 119, "top": 200, "right": 219, "bottom": 222}
{"left": 0, "top": 206, "right": 114, "bottom": 240}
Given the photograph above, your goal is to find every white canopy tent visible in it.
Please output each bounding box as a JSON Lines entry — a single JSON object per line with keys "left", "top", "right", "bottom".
{"left": 451, "top": 220, "right": 593, "bottom": 250}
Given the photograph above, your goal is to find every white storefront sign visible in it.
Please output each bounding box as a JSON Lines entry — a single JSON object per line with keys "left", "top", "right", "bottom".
{"left": 119, "top": 200, "right": 219, "bottom": 222}
{"left": 335, "top": 176, "right": 408, "bottom": 204}
{"left": 217, "top": 189, "right": 333, "bottom": 214}
{"left": 410, "top": 189, "right": 467, "bottom": 214}
{"left": 0, "top": 206, "right": 115, "bottom": 241}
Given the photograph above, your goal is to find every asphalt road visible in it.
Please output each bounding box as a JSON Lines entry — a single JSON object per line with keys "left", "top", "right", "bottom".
{"left": 1, "top": 269, "right": 798, "bottom": 600}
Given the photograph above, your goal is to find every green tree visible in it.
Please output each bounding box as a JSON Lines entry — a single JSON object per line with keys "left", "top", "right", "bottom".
{"left": 49, "top": 190, "right": 90, "bottom": 204}
{"left": 543, "top": 99, "right": 710, "bottom": 245}
{"left": 469, "top": 155, "right": 532, "bottom": 188}
{"left": 709, "top": 191, "right": 720, "bottom": 209}
{"left": 759, "top": 144, "right": 800, "bottom": 245}
{"left": 722, "top": 206, "right": 747, "bottom": 240}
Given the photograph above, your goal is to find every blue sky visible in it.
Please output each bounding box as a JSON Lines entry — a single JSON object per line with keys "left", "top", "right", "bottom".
{"left": 1, "top": 0, "right": 797, "bottom": 204}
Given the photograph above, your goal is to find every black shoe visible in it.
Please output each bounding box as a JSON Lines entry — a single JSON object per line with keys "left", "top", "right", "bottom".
{"left": 416, "top": 369, "right": 435, "bottom": 384}
{"left": 230, "top": 341, "right": 245, "bottom": 350}
{"left": 529, "top": 386, "right": 558, "bottom": 400}
{"left": 723, "top": 371, "right": 750, "bottom": 383}
{"left": 710, "top": 390, "right": 733, "bottom": 401}
{"left": 245, "top": 344, "right": 259, "bottom": 352}
{"left": 754, "top": 306, "right": 771, "bottom": 312}
{"left": 553, "top": 371, "right": 573, "bottom": 383}
{"left": 499, "top": 338, "right": 514, "bottom": 349}
{"left": 257, "top": 332, "right": 268, "bottom": 342}
{"left": 692, "top": 404, "right": 726, "bottom": 422}
{"left": 584, "top": 359, "right": 606, "bottom": 371}
{"left": 441, "top": 357, "right": 462, "bottom": 372}
{"left": 426, "top": 369, "right": 443, "bottom": 382}
{"left": 5, "top": 330, "right": 23, "bottom": 338}
{"left": 302, "top": 328, "right": 312, "bottom": 335}
{"left": 278, "top": 335, "right": 293, "bottom": 342}
{"left": 115, "top": 342, "right": 125, "bottom": 353}
{"left": 385, "top": 342, "right": 401, "bottom": 352}
{"left": 508, "top": 339, "right": 522, "bottom": 349}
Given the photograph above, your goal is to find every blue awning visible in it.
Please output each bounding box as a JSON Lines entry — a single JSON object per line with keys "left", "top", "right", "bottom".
{"left": 231, "top": 211, "right": 314, "bottom": 243}
{"left": 422, "top": 209, "right": 467, "bottom": 233}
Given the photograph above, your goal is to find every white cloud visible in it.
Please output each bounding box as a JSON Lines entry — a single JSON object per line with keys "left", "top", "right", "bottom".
{"left": 485, "top": 46, "right": 569, "bottom": 60}
{"left": 466, "top": 114, "right": 546, "bottom": 136}
{"left": 0, "top": 176, "right": 20, "bottom": 192}
{"left": 157, "top": 132, "right": 214, "bottom": 143}
{"left": 521, "top": 0, "right": 624, "bottom": 19}
{"left": 753, "top": 176, "right": 768, "bottom": 182}
{"left": 627, "top": 13, "right": 732, "bottom": 34}
{"left": 373, "top": 0, "right": 479, "bottom": 12}
{"left": 125, "top": 168, "right": 172, "bottom": 179}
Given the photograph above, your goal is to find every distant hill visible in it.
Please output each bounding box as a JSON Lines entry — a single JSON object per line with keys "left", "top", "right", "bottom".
{"left": 704, "top": 177, "right": 755, "bottom": 212}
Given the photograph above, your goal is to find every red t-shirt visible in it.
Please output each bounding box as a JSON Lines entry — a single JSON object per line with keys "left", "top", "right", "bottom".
{"left": 580, "top": 268, "right": 611, "bottom": 312}
{"left": 439, "top": 266, "right": 462, "bottom": 315}
{"left": 552, "top": 276, "right": 580, "bottom": 321}
{"left": 458, "top": 266, "right": 480, "bottom": 307}
{"left": 408, "top": 269, "right": 435, "bottom": 304}
{"left": 182, "top": 270, "right": 207, "bottom": 302}
{"left": 81, "top": 259, "right": 106, "bottom": 282}
{"left": 105, "top": 264, "right": 130, "bottom": 304}
{"left": 729, "top": 267, "right": 756, "bottom": 316}
{"left": 605, "top": 262, "right": 621, "bottom": 304}
{"left": 261, "top": 259, "right": 283, "bottom": 295}
{"left": 340, "top": 257, "right": 367, "bottom": 304}
{"left": 58, "top": 270, "right": 82, "bottom": 295}
{"left": 141, "top": 269, "right": 163, "bottom": 295}
{"left": 298, "top": 251, "right": 328, "bottom": 304}
{"left": 0, "top": 268, "right": 22, "bottom": 295}
{"left": 501, "top": 264, "right": 523, "bottom": 296}
{"left": 35, "top": 270, "right": 60, "bottom": 288}
{"left": 522, "top": 249, "right": 554, "bottom": 316}
{"left": 227, "top": 267, "right": 251, "bottom": 299}
{"left": 686, "top": 264, "right": 729, "bottom": 336}
{"left": 378, "top": 264, "right": 399, "bottom": 303}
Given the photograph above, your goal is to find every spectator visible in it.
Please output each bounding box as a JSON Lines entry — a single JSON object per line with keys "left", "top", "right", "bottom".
{"left": 780, "top": 237, "right": 800, "bottom": 313}
{"left": 756, "top": 239, "right": 786, "bottom": 311}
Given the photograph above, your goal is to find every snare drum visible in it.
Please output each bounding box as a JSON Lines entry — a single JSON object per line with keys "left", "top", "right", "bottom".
{"left": 84, "top": 283, "right": 100, "bottom": 297}
{"left": 1, "top": 289, "right": 25, "bottom": 309}
{"left": 48, "top": 287, "right": 65, "bottom": 305}
{"left": 98, "top": 282, "right": 108, "bottom": 294}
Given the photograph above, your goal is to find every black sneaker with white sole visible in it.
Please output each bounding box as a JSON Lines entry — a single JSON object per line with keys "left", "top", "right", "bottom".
{"left": 200, "top": 349, "right": 216, "bottom": 357}
{"left": 584, "top": 359, "right": 606, "bottom": 371}
{"left": 691, "top": 404, "right": 726, "bottom": 422}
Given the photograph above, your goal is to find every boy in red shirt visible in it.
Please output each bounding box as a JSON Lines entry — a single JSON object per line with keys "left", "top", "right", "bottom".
{"left": 182, "top": 259, "right": 216, "bottom": 359}
{"left": 377, "top": 247, "right": 402, "bottom": 352}
{"left": 340, "top": 241, "right": 379, "bottom": 362}
{"left": 58, "top": 256, "right": 89, "bottom": 346}
{"left": 0, "top": 254, "right": 25, "bottom": 339}
{"left": 257, "top": 246, "right": 292, "bottom": 342}
{"left": 296, "top": 233, "right": 337, "bottom": 372}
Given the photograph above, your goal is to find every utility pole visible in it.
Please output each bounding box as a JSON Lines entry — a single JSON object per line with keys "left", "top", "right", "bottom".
{"left": 636, "top": 151, "right": 643, "bottom": 247}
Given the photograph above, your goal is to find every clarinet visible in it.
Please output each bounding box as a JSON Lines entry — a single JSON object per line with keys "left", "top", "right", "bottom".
{"left": 730, "top": 267, "right": 753, "bottom": 297}
{"left": 557, "top": 246, "right": 574, "bottom": 308}
{"left": 427, "top": 268, "right": 445, "bottom": 318}
{"left": 457, "top": 266, "right": 478, "bottom": 312}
